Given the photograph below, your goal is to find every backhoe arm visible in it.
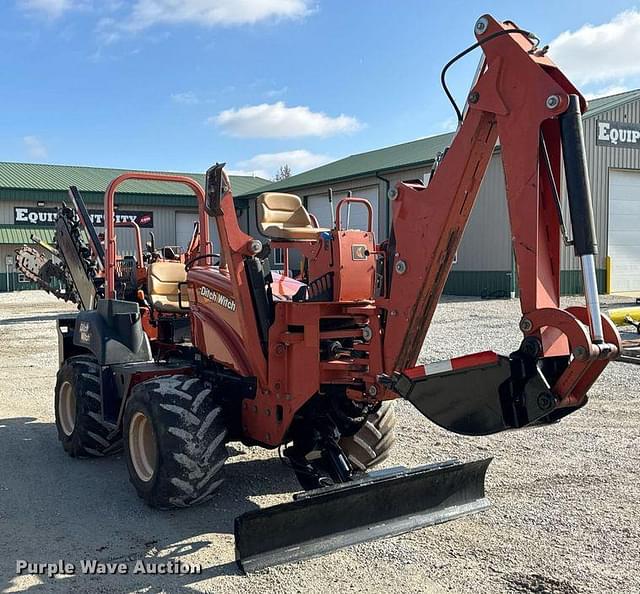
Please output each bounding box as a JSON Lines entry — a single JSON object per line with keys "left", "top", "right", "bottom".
{"left": 381, "top": 15, "right": 620, "bottom": 435}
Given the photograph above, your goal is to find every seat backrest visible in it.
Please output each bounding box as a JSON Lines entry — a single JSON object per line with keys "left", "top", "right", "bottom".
{"left": 147, "top": 261, "right": 187, "bottom": 298}
{"left": 257, "top": 192, "right": 314, "bottom": 236}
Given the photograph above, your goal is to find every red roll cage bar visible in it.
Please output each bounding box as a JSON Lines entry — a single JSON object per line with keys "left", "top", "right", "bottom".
{"left": 103, "top": 172, "right": 209, "bottom": 300}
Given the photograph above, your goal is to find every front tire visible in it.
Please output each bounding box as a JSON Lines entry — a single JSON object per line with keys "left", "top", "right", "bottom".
{"left": 123, "top": 375, "right": 229, "bottom": 509}
{"left": 54, "top": 355, "right": 122, "bottom": 457}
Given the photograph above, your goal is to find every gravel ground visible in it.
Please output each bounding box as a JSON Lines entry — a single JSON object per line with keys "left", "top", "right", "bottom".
{"left": 0, "top": 291, "right": 638, "bottom": 594}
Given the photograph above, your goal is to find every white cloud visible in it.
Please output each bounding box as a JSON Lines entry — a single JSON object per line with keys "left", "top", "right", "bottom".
{"left": 265, "top": 86, "right": 288, "bottom": 98}
{"left": 23, "top": 136, "right": 48, "bottom": 159}
{"left": 171, "top": 91, "right": 199, "bottom": 105}
{"left": 227, "top": 168, "right": 274, "bottom": 180}
{"left": 584, "top": 84, "right": 629, "bottom": 100}
{"left": 93, "top": 1, "right": 311, "bottom": 49}
{"left": 126, "top": 0, "right": 310, "bottom": 31}
{"left": 549, "top": 10, "right": 640, "bottom": 85}
{"left": 212, "top": 102, "right": 363, "bottom": 138}
{"left": 95, "top": 17, "right": 121, "bottom": 45}
{"left": 236, "top": 149, "right": 333, "bottom": 178}
{"left": 434, "top": 115, "right": 457, "bottom": 133}
{"left": 19, "top": 0, "right": 75, "bottom": 18}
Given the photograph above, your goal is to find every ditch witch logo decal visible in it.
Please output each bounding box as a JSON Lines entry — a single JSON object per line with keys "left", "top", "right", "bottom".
{"left": 78, "top": 321, "right": 91, "bottom": 344}
{"left": 14, "top": 207, "right": 154, "bottom": 228}
{"left": 199, "top": 286, "right": 237, "bottom": 311}
{"left": 596, "top": 120, "right": 640, "bottom": 148}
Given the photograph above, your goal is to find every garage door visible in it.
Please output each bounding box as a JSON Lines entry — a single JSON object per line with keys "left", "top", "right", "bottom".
{"left": 175, "top": 212, "right": 220, "bottom": 253}
{"left": 176, "top": 212, "right": 199, "bottom": 252}
{"left": 307, "top": 186, "right": 379, "bottom": 235}
{"left": 608, "top": 170, "right": 640, "bottom": 292}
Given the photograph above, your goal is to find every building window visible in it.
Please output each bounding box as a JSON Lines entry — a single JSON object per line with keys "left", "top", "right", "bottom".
{"left": 273, "top": 248, "right": 285, "bottom": 267}
{"left": 17, "top": 273, "right": 29, "bottom": 283}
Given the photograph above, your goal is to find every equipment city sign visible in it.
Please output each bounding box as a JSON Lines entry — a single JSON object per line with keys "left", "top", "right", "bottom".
{"left": 14, "top": 207, "right": 154, "bottom": 228}
{"left": 596, "top": 121, "right": 640, "bottom": 148}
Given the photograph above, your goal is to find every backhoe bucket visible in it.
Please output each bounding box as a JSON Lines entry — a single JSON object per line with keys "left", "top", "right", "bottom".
{"left": 234, "top": 458, "right": 491, "bottom": 572}
{"left": 395, "top": 351, "right": 563, "bottom": 436}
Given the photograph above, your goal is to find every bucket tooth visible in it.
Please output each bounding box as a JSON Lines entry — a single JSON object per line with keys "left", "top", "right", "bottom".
{"left": 234, "top": 458, "right": 491, "bottom": 573}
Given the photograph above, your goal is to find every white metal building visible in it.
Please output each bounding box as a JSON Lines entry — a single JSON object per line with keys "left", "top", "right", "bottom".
{"left": 237, "top": 89, "right": 640, "bottom": 295}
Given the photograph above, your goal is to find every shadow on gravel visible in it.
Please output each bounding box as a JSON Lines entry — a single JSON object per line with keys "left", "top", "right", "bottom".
{"left": 0, "top": 314, "right": 66, "bottom": 326}
{"left": 503, "top": 572, "right": 580, "bottom": 594}
{"left": 0, "top": 416, "right": 301, "bottom": 593}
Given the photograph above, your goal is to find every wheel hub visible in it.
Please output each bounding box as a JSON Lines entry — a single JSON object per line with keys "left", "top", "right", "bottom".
{"left": 129, "top": 411, "right": 157, "bottom": 482}
{"left": 58, "top": 381, "right": 76, "bottom": 436}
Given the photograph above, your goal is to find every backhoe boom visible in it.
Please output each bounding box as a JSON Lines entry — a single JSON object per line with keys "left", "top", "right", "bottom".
{"left": 377, "top": 15, "right": 620, "bottom": 434}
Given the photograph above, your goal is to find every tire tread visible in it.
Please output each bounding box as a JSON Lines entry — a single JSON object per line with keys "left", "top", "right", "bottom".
{"left": 55, "top": 356, "right": 122, "bottom": 458}
{"left": 124, "top": 375, "right": 228, "bottom": 509}
{"left": 339, "top": 401, "right": 397, "bottom": 470}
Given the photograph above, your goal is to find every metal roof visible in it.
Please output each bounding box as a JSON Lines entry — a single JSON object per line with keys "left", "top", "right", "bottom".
{"left": 238, "top": 89, "right": 640, "bottom": 199}
{"left": 584, "top": 89, "right": 640, "bottom": 119}
{"left": 239, "top": 132, "right": 455, "bottom": 197}
{"left": 0, "top": 162, "right": 269, "bottom": 197}
{"left": 0, "top": 225, "right": 56, "bottom": 244}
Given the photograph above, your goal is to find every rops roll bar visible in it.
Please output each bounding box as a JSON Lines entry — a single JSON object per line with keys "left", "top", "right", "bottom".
{"left": 104, "top": 172, "right": 209, "bottom": 300}
{"left": 335, "top": 197, "right": 374, "bottom": 232}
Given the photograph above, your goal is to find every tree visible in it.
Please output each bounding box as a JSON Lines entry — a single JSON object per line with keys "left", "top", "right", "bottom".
{"left": 274, "top": 164, "right": 292, "bottom": 181}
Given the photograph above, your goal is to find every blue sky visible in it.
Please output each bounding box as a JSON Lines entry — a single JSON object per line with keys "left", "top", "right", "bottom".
{"left": 2, "top": 1, "right": 640, "bottom": 180}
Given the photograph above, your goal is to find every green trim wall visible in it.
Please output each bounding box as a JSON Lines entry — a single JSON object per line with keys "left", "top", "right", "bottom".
{"left": 560, "top": 269, "right": 607, "bottom": 295}
{"left": 443, "top": 269, "right": 607, "bottom": 297}
{"left": 0, "top": 268, "right": 608, "bottom": 295}
{"left": 0, "top": 272, "right": 40, "bottom": 292}
{"left": 443, "top": 271, "right": 513, "bottom": 297}
{"left": 0, "top": 272, "right": 69, "bottom": 292}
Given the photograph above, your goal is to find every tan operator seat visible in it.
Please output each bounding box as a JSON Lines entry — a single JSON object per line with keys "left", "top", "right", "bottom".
{"left": 147, "top": 261, "right": 188, "bottom": 313}
{"left": 257, "top": 192, "right": 330, "bottom": 240}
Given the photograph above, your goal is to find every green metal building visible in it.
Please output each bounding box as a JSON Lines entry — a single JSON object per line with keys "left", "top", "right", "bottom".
{"left": 0, "top": 162, "right": 267, "bottom": 292}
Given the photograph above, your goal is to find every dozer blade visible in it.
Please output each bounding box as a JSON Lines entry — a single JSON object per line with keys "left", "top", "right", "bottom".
{"left": 234, "top": 458, "right": 490, "bottom": 573}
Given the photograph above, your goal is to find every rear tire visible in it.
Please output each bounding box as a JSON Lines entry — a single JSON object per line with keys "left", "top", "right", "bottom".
{"left": 54, "top": 355, "right": 122, "bottom": 457}
{"left": 340, "top": 401, "right": 396, "bottom": 471}
{"left": 123, "top": 375, "right": 229, "bottom": 509}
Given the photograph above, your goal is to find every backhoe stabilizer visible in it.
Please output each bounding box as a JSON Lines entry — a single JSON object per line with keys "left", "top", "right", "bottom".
{"left": 393, "top": 351, "right": 575, "bottom": 436}
{"left": 234, "top": 458, "right": 491, "bottom": 573}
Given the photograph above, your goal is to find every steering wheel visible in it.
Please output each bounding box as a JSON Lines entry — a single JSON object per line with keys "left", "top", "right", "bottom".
{"left": 185, "top": 253, "right": 221, "bottom": 271}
